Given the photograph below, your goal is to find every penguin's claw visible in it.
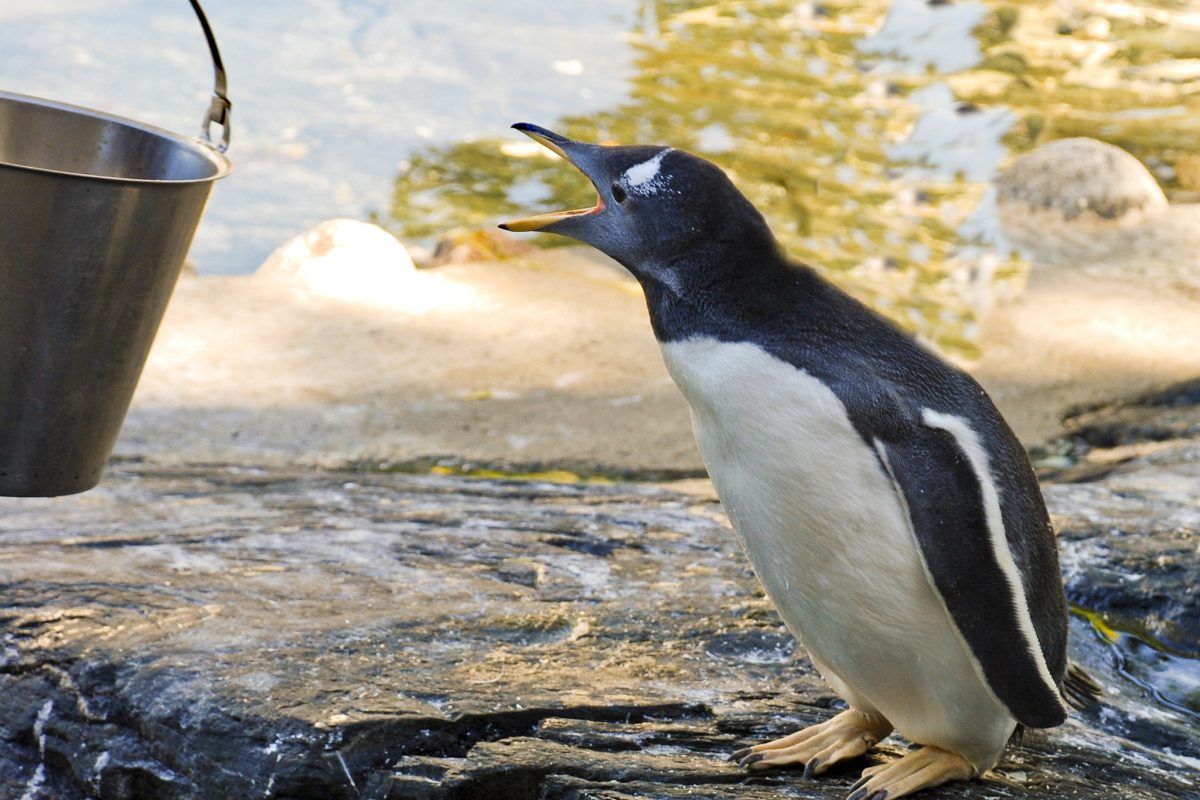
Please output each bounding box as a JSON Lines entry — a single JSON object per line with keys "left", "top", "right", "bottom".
{"left": 848, "top": 788, "right": 893, "bottom": 800}
{"left": 731, "top": 708, "right": 892, "bottom": 776}
{"left": 728, "top": 747, "right": 752, "bottom": 762}
{"left": 846, "top": 745, "right": 974, "bottom": 800}
{"left": 737, "top": 752, "right": 765, "bottom": 768}
{"left": 848, "top": 771, "right": 873, "bottom": 793}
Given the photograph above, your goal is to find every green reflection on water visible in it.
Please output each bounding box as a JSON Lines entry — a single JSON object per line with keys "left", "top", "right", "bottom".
{"left": 956, "top": 0, "right": 1200, "bottom": 175}
{"left": 388, "top": 0, "right": 1198, "bottom": 356}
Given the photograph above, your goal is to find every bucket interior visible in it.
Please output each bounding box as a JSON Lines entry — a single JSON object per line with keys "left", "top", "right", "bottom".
{"left": 0, "top": 91, "right": 229, "bottom": 183}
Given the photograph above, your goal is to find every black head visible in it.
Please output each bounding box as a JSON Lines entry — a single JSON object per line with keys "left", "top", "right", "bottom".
{"left": 499, "top": 123, "right": 777, "bottom": 293}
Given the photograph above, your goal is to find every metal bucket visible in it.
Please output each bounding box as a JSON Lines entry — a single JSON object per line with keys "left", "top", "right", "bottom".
{"left": 0, "top": 0, "right": 232, "bottom": 496}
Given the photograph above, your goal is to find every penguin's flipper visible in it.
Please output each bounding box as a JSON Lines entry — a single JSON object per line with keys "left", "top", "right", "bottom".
{"left": 871, "top": 419, "right": 1069, "bottom": 729}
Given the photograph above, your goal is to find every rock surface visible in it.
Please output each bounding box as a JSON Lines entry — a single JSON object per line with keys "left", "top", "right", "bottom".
{"left": 2, "top": 384, "right": 1198, "bottom": 799}
{"left": 997, "top": 138, "right": 1168, "bottom": 226}
{"left": 254, "top": 219, "right": 419, "bottom": 310}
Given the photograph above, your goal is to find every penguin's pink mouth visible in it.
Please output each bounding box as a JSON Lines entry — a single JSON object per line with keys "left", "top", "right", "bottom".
{"left": 498, "top": 125, "right": 604, "bottom": 232}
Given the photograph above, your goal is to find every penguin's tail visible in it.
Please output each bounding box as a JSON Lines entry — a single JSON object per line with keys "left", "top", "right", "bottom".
{"left": 1063, "top": 662, "right": 1103, "bottom": 710}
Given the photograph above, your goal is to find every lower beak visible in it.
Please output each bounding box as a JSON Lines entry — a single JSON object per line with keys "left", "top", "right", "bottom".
{"left": 499, "top": 205, "right": 603, "bottom": 232}
{"left": 498, "top": 123, "right": 603, "bottom": 232}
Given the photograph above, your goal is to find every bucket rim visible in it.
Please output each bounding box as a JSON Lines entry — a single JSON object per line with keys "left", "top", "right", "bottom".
{"left": 0, "top": 89, "right": 232, "bottom": 185}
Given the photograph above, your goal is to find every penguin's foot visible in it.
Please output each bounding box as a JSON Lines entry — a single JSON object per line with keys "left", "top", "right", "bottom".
{"left": 846, "top": 745, "right": 974, "bottom": 800}
{"left": 730, "top": 708, "right": 893, "bottom": 777}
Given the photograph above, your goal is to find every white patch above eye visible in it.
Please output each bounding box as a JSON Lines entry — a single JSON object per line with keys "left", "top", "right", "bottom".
{"left": 621, "top": 148, "right": 674, "bottom": 196}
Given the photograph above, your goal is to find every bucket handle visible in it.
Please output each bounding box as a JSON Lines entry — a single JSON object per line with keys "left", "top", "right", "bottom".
{"left": 188, "top": 0, "right": 231, "bottom": 152}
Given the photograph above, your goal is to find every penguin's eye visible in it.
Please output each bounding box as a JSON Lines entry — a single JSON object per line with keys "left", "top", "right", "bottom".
{"left": 611, "top": 183, "right": 628, "bottom": 204}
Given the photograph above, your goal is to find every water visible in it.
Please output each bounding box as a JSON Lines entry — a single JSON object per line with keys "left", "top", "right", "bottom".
{"left": 387, "top": 0, "right": 1198, "bottom": 355}
{"left": 1076, "top": 606, "right": 1200, "bottom": 720}
{"left": 0, "top": 0, "right": 639, "bottom": 274}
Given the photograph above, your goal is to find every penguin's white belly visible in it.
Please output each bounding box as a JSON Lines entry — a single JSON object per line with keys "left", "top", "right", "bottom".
{"left": 661, "top": 337, "right": 1015, "bottom": 771}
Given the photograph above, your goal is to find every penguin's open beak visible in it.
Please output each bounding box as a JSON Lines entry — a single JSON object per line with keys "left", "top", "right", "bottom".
{"left": 498, "top": 123, "right": 605, "bottom": 232}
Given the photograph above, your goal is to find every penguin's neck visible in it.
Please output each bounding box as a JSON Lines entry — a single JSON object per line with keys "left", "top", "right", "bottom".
{"left": 641, "top": 242, "right": 821, "bottom": 346}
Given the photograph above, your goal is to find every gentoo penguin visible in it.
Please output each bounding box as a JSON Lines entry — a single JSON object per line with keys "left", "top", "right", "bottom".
{"left": 499, "top": 123, "right": 1099, "bottom": 799}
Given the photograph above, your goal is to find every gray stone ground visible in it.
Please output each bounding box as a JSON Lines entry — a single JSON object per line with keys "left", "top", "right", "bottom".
{"left": 1, "top": 385, "right": 1198, "bottom": 799}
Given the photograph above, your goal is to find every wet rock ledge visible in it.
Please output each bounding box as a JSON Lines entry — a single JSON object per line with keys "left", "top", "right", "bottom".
{"left": 2, "top": 389, "right": 1199, "bottom": 799}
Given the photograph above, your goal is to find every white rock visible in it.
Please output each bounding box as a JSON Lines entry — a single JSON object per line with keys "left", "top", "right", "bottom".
{"left": 255, "top": 219, "right": 417, "bottom": 307}
{"left": 997, "top": 138, "right": 1167, "bottom": 223}
{"left": 994, "top": 138, "right": 1172, "bottom": 264}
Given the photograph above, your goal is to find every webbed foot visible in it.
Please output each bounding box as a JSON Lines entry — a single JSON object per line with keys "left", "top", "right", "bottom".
{"left": 731, "top": 708, "right": 893, "bottom": 776}
{"left": 846, "top": 745, "right": 974, "bottom": 800}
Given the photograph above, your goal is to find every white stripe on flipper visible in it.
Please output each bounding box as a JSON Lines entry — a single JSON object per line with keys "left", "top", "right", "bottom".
{"left": 873, "top": 437, "right": 1008, "bottom": 713}
{"left": 622, "top": 148, "right": 673, "bottom": 195}
{"left": 921, "top": 408, "right": 1067, "bottom": 713}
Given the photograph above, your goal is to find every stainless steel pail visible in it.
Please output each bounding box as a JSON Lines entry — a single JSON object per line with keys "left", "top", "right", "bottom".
{"left": 0, "top": 0, "right": 231, "bottom": 496}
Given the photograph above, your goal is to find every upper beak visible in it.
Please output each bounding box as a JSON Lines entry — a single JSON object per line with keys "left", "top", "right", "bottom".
{"left": 499, "top": 123, "right": 605, "bottom": 232}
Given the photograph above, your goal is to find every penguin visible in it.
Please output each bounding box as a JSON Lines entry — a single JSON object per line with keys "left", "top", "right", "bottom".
{"left": 499, "top": 123, "right": 1100, "bottom": 799}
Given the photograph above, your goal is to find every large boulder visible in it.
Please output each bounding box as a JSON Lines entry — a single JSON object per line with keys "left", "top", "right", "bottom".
{"left": 995, "top": 138, "right": 1170, "bottom": 264}
{"left": 997, "top": 138, "right": 1168, "bottom": 224}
